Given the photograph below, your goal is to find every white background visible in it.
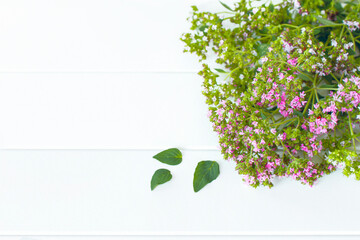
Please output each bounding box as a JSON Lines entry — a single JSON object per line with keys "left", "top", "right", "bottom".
{"left": 0, "top": 0, "right": 359, "bottom": 239}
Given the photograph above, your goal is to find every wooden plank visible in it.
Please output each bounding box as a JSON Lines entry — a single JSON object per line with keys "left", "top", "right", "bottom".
{"left": 0, "top": 0, "right": 234, "bottom": 72}
{"left": 0, "top": 73, "right": 218, "bottom": 149}
{"left": 0, "top": 149, "right": 358, "bottom": 234}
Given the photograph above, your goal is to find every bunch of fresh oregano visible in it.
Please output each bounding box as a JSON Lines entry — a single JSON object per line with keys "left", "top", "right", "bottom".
{"left": 181, "top": 0, "right": 360, "bottom": 187}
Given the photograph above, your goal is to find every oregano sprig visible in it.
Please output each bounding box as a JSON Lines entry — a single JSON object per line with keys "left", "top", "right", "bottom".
{"left": 181, "top": 0, "right": 360, "bottom": 188}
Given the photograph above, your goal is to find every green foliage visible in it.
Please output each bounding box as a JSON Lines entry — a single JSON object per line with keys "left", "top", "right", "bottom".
{"left": 150, "top": 148, "right": 221, "bottom": 192}
{"left": 219, "top": 1, "right": 234, "bottom": 11}
{"left": 181, "top": 0, "right": 360, "bottom": 187}
{"left": 153, "top": 148, "right": 182, "bottom": 165}
{"left": 193, "top": 161, "right": 220, "bottom": 192}
{"left": 151, "top": 169, "right": 172, "bottom": 190}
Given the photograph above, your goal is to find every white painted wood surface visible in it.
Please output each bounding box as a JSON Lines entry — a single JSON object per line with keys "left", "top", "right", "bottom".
{"left": 0, "top": 0, "right": 235, "bottom": 72}
{"left": 0, "top": 0, "right": 359, "bottom": 238}
{"left": 2, "top": 237, "right": 360, "bottom": 240}
{"left": 0, "top": 150, "right": 359, "bottom": 235}
{"left": 0, "top": 73, "right": 218, "bottom": 149}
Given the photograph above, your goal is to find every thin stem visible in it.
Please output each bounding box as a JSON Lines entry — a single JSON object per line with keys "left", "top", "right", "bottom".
{"left": 261, "top": 110, "right": 276, "bottom": 123}
{"left": 348, "top": 113, "right": 356, "bottom": 151}
{"left": 275, "top": 116, "right": 285, "bottom": 123}
{"left": 224, "top": 66, "right": 241, "bottom": 81}
{"left": 320, "top": 88, "right": 338, "bottom": 90}
{"left": 314, "top": 89, "right": 320, "bottom": 102}
{"left": 272, "top": 118, "right": 297, "bottom": 127}
{"left": 339, "top": 25, "right": 345, "bottom": 39}
{"left": 280, "top": 24, "right": 299, "bottom": 29}
{"left": 313, "top": 24, "right": 343, "bottom": 30}
{"left": 280, "top": 140, "right": 297, "bottom": 160}
{"left": 313, "top": 74, "right": 320, "bottom": 103}
{"left": 314, "top": 73, "right": 318, "bottom": 86}
{"left": 296, "top": 117, "right": 301, "bottom": 129}
{"left": 347, "top": 28, "right": 356, "bottom": 51}
{"left": 217, "top": 11, "right": 236, "bottom": 15}
{"left": 302, "top": 91, "right": 314, "bottom": 115}
{"left": 311, "top": 90, "right": 315, "bottom": 110}
{"left": 256, "top": 36, "right": 271, "bottom": 42}
{"left": 330, "top": 72, "right": 340, "bottom": 84}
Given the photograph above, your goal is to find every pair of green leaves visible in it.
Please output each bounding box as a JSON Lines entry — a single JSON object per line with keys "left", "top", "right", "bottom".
{"left": 151, "top": 148, "right": 182, "bottom": 190}
{"left": 151, "top": 148, "right": 220, "bottom": 192}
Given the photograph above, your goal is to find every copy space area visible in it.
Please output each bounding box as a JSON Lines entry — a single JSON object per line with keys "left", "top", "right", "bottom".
{"left": 0, "top": 73, "right": 218, "bottom": 149}
{"left": 0, "top": 150, "right": 358, "bottom": 234}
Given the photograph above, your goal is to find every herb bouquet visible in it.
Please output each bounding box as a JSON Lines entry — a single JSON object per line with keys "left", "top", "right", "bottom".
{"left": 181, "top": 0, "right": 360, "bottom": 187}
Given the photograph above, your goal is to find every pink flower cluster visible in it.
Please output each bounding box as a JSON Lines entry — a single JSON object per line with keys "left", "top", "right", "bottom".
{"left": 343, "top": 20, "right": 360, "bottom": 31}
{"left": 184, "top": 0, "right": 360, "bottom": 187}
{"left": 285, "top": 161, "right": 328, "bottom": 186}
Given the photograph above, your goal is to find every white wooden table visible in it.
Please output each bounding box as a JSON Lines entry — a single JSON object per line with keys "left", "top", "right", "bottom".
{"left": 0, "top": 0, "right": 358, "bottom": 239}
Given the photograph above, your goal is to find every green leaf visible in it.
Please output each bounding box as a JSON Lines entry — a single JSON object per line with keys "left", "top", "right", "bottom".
{"left": 199, "top": 25, "right": 207, "bottom": 32}
{"left": 259, "top": 27, "right": 269, "bottom": 35}
{"left": 284, "top": 118, "right": 296, "bottom": 128}
{"left": 342, "top": 1, "right": 357, "bottom": 6}
{"left": 193, "top": 161, "right": 220, "bottom": 192}
{"left": 219, "top": 1, "right": 234, "bottom": 11}
{"left": 297, "top": 73, "right": 313, "bottom": 81}
{"left": 313, "top": 28, "right": 321, "bottom": 35}
{"left": 347, "top": 47, "right": 356, "bottom": 56}
{"left": 334, "top": 2, "right": 344, "bottom": 11}
{"left": 151, "top": 169, "right": 172, "bottom": 190}
{"left": 315, "top": 16, "right": 337, "bottom": 26}
{"left": 323, "top": 74, "right": 336, "bottom": 84}
{"left": 277, "top": 124, "right": 285, "bottom": 132}
{"left": 256, "top": 43, "right": 270, "bottom": 57}
{"left": 191, "top": 5, "right": 198, "bottom": 12}
{"left": 293, "top": 110, "right": 303, "bottom": 117}
{"left": 261, "top": 112, "right": 267, "bottom": 119}
{"left": 215, "top": 68, "right": 227, "bottom": 73}
{"left": 301, "top": 86, "right": 311, "bottom": 92}
{"left": 318, "top": 84, "right": 337, "bottom": 89}
{"left": 269, "top": 3, "right": 274, "bottom": 12}
{"left": 153, "top": 148, "right": 182, "bottom": 165}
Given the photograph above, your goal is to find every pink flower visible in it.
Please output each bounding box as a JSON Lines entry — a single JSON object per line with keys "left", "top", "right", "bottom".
{"left": 287, "top": 75, "right": 294, "bottom": 82}
{"left": 279, "top": 72, "right": 285, "bottom": 80}
{"left": 220, "top": 100, "right": 227, "bottom": 106}
{"left": 287, "top": 58, "right": 298, "bottom": 66}
{"left": 290, "top": 96, "right": 301, "bottom": 109}
{"left": 216, "top": 108, "right": 225, "bottom": 116}
{"left": 275, "top": 158, "right": 281, "bottom": 165}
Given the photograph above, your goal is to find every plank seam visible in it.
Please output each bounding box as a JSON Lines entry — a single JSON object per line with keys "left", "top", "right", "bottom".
{"left": 0, "top": 231, "right": 359, "bottom": 236}
{"left": 0, "top": 71, "right": 199, "bottom": 74}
